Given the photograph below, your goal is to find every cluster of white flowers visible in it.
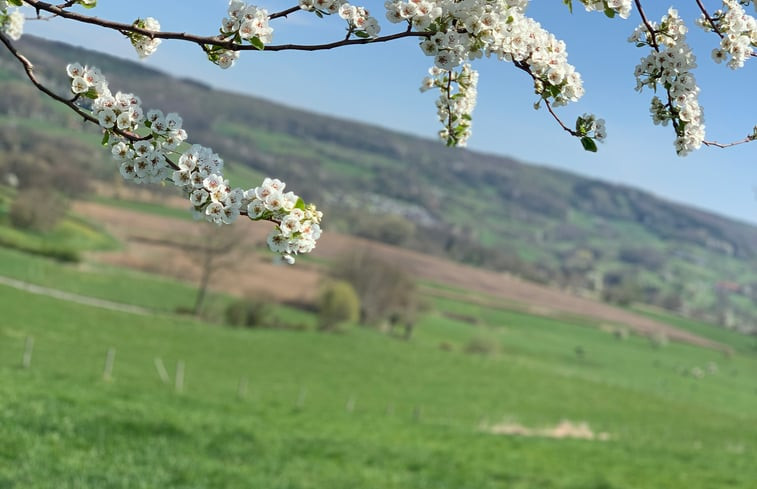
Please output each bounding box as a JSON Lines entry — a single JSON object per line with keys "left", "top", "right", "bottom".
{"left": 393, "top": 0, "right": 588, "bottom": 144}
{"left": 65, "top": 62, "right": 321, "bottom": 263}
{"left": 385, "top": 0, "right": 444, "bottom": 29}
{"left": 0, "top": 2, "right": 24, "bottom": 41}
{"left": 338, "top": 3, "right": 380, "bottom": 37}
{"left": 697, "top": 0, "right": 757, "bottom": 69}
{"left": 491, "top": 12, "right": 585, "bottom": 107}
{"left": 224, "top": 1, "right": 272, "bottom": 43}
{"left": 579, "top": 0, "right": 632, "bottom": 19}
{"left": 128, "top": 17, "right": 162, "bottom": 59}
{"left": 578, "top": 113, "right": 607, "bottom": 142}
{"left": 421, "top": 64, "right": 478, "bottom": 147}
{"left": 631, "top": 8, "right": 705, "bottom": 156}
{"left": 66, "top": 62, "right": 106, "bottom": 95}
{"left": 209, "top": 1, "right": 273, "bottom": 69}
{"left": 247, "top": 178, "right": 323, "bottom": 263}
{"left": 172, "top": 145, "right": 241, "bottom": 225}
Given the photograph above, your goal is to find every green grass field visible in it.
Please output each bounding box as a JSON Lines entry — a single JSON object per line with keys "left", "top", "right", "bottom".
{"left": 1, "top": 248, "right": 757, "bottom": 488}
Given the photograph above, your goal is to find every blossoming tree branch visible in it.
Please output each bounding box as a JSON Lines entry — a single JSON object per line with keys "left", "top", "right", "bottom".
{"left": 1, "top": 0, "right": 756, "bottom": 262}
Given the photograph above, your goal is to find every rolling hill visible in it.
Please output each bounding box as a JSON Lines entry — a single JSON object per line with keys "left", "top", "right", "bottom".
{"left": 2, "top": 36, "right": 757, "bottom": 332}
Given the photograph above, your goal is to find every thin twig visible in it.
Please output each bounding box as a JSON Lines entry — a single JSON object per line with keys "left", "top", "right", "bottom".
{"left": 632, "top": 2, "right": 684, "bottom": 134}
{"left": 55, "top": 0, "right": 79, "bottom": 8}
{"left": 544, "top": 99, "right": 579, "bottom": 137}
{"left": 0, "top": 32, "right": 149, "bottom": 143}
{"left": 23, "top": 1, "right": 428, "bottom": 53}
{"left": 269, "top": 6, "right": 302, "bottom": 20}
{"left": 633, "top": 0, "right": 659, "bottom": 50}
{"left": 694, "top": 0, "right": 756, "bottom": 58}
{"left": 703, "top": 136, "right": 755, "bottom": 148}
{"left": 512, "top": 60, "right": 579, "bottom": 137}
{"left": 634, "top": 1, "right": 755, "bottom": 147}
{"left": 694, "top": 0, "right": 724, "bottom": 38}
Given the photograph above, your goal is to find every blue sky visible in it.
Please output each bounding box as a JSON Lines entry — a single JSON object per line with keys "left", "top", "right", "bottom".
{"left": 21, "top": 1, "right": 757, "bottom": 224}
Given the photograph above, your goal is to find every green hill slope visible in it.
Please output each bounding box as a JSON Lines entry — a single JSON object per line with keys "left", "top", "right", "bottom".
{"left": 2, "top": 36, "right": 757, "bottom": 332}
{"left": 2, "top": 264, "right": 757, "bottom": 488}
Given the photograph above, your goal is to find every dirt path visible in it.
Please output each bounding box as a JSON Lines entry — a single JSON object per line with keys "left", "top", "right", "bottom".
{"left": 0, "top": 275, "right": 150, "bottom": 315}
{"left": 74, "top": 201, "right": 731, "bottom": 353}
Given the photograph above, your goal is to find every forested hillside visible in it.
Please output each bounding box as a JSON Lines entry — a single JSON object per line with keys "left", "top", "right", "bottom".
{"left": 2, "top": 36, "right": 757, "bottom": 332}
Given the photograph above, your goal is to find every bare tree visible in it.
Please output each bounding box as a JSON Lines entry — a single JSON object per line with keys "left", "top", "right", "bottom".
{"left": 130, "top": 224, "right": 248, "bottom": 316}
{"left": 331, "top": 248, "right": 423, "bottom": 337}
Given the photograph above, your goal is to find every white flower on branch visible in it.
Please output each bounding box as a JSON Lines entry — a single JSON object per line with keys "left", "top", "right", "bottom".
{"left": 58, "top": 62, "right": 322, "bottom": 262}
{"left": 129, "top": 17, "right": 162, "bottom": 59}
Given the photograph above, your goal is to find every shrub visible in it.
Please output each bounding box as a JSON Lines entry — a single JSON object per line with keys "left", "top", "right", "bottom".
{"left": 463, "top": 335, "right": 499, "bottom": 356}
{"left": 331, "top": 248, "right": 420, "bottom": 327}
{"left": 649, "top": 331, "right": 669, "bottom": 348}
{"left": 0, "top": 230, "right": 79, "bottom": 262}
{"left": 317, "top": 280, "right": 360, "bottom": 331}
{"left": 613, "top": 328, "right": 630, "bottom": 341}
{"left": 224, "top": 298, "right": 273, "bottom": 328}
{"left": 8, "top": 188, "right": 66, "bottom": 232}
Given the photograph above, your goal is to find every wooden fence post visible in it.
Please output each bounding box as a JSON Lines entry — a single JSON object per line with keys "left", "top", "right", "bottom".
{"left": 346, "top": 395, "right": 356, "bottom": 413}
{"left": 237, "top": 377, "right": 248, "bottom": 399}
{"left": 154, "top": 357, "right": 170, "bottom": 384}
{"left": 296, "top": 387, "right": 307, "bottom": 409}
{"left": 175, "top": 360, "right": 185, "bottom": 393}
{"left": 103, "top": 347, "right": 116, "bottom": 381}
{"left": 22, "top": 336, "right": 34, "bottom": 369}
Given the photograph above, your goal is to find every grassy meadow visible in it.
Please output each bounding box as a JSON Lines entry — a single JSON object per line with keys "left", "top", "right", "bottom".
{"left": 1, "top": 242, "right": 757, "bottom": 488}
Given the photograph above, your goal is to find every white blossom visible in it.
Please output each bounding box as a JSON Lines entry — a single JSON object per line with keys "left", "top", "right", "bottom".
{"left": 129, "top": 17, "right": 162, "bottom": 59}
{"left": 1, "top": 9, "right": 24, "bottom": 41}
{"left": 697, "top": 0, "right": 757, "bottom": 69}
{"left": 632, "top": 9, "right": 705, "bottom": 155}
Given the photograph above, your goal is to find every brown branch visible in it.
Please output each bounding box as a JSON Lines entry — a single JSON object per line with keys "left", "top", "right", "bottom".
{"left": 444, "top": 70, "right": 455, "bottom": 143}
{"left": 694, "top": 0, "right": 724, "bottom": 38}
{"left": 513, "top": 60, "right": 579, "bottom": 137}
{"left": 694, "top": 0, "right": 757, "bottom": 58}
{"left": 632, "top": 1, "right": 685, "bottom": 134}
{"left": 0, "top": 31, "right": 150, "bottom": 144}
{"left": 633, "top": 0, "right": 659, "bottom": 51}
{"left": 703, "top": 136, "right": 756, "bottom": 148}
{"left": 269, "top": 6, "right": 302, "bottom": 20}
{"left": 544, "top": 98, "right": 579, "bottom": 137}
{"left": 23, "top": 1, "right": 428, "bottom": 53}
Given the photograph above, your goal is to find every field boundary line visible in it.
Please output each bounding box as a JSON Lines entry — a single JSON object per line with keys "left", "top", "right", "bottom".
{"left": 0, "top": 275, "right": 151, "bottom": 316}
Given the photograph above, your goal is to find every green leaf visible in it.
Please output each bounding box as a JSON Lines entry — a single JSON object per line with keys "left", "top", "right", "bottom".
{"left": 562, "top": 0, "right": 573, "bottom": 13}
{"left": 84, "top": 87, "right": 99, "bottom": 99}
{"left": 79, "top": 0, "right": 97, "bottom": 8}
{"left": 101, "top": 131, "right": 110, "bottom": 146}
{"left": 294, "top": 198, "right": 306, "bottom": 211}
{"left": 250, "top": 36, "right": 265, "bottom": 50}
{"left": 354, "top": 30, "right": 370, "bottom": 38}
{"left": 8, "top": 0, "right": 23, "bottom": 6}
{"left": 580, "top": 136, "right": 598, "bottom": 152}
{"left": 604, "top": 7, "right": 616, "bottom": 18}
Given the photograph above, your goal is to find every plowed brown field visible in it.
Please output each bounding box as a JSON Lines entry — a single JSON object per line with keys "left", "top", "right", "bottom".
{"left": 75, "top": 201, "right": 730, "bottom": 353}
